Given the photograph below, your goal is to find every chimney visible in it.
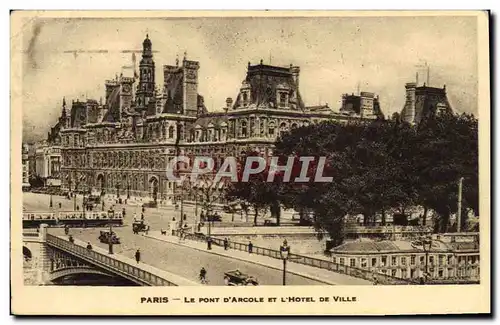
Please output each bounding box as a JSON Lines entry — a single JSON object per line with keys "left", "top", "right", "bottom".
{"left": 290, "top": 65, "right": 300, "bottom": 88}
{"left": 225, "top": 97, "right": 233, "bottom": 111}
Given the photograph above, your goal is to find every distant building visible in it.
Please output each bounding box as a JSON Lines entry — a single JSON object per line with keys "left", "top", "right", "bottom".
{"left": 34, "top": 140, "right": 62, "bottom": 187}
{"left": 339, "top": 91, "right": 384, "bottom": 119}
{"left": 22, "top": 144, "right": 30, "bottom": 190}
{"left": 329, "top": 233, "right": 479, "bottom": 283}
{"left": 400, "top": 83, "right": 453, "bottom": 125}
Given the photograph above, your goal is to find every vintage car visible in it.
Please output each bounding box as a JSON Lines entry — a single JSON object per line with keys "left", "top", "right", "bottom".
{"left": 143, "top": 201, "right": 157, "bottom": 208}
{"left": 98, "top": 230, "right": 120, "bottom": 244}
{"left": 224, "top": 270, "right": 259, "bottom": 286}
{"left": 132, "top": 221, "right": 150, "bottom": 233}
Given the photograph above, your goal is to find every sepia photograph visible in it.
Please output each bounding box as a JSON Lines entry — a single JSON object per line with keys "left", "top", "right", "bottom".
{"left": 10, "top": 10, "right": 490, "bottom": 315}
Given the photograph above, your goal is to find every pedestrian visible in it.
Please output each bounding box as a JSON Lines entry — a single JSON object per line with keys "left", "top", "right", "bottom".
{"left": 86, "top": 242, "right": 92, "bottom": 250}
{"left": 76, "top": 205, "right": 80, "bottom": 211}
{"left": 141, "top": 213, "right": 145, "bottom": 221}
{"left": 223, "top": 237, "right": 229, "bottom": 250}
{"left": 248, "top": 241, "right": 253, "bottom": 254}
{"left": 197, "top": 222, "right": 202, "bottom": 233}
{"left": 183, "top": 213, "right": 187, "bottom": 221}
{"left": 122, "top": 208, "right": 126, "bottom": 218}
{"left": 58, "top": 202, "right": 62, "bottom": 209}
{"left": 200, "top": 211, "right": 205, "bottom": 222}
{"left": 207, "top": 237, "right": 212, "bottom": 250}
{"left": 135, "top": 249, "right": 141, "bottom": 264}
{"left": 142, "top": 206, "right": 145, "bottom": 213}
{"left": 69, "top": 235, "right": 74, "bottom": 243}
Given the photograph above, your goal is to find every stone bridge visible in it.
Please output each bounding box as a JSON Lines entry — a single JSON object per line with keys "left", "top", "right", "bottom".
{"left": 22, "top": 224, "right": 198, "bottom": 286}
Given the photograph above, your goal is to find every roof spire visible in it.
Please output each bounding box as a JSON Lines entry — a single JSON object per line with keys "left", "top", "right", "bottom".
{"left": 183, "top": 51, "right": 187, "bottom": 61}
{"left": 176, "top": 54, "right": 179, "bottom": 67}
{"left": 62, "top": 97, "right": 66, "bottom": 108}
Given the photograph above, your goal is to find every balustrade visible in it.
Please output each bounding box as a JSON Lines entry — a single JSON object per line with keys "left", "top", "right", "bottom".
{"left": 45, "top": 234, "right": 175, "bottom": 286}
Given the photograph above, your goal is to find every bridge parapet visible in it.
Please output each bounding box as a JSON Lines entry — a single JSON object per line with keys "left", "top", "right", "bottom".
{"left": 46, "top": 234, "right": 198, "bottom": 286}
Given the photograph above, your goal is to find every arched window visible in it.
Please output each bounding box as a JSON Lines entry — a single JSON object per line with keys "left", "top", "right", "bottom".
{"left": 178, "top": 124, "right": 184, "bottom": 140}
{"left": 241, "top": 121, "right": 248, "bottom": 137}
{"left": 268, "top": 121, "right": 276, "bottom": 137}
{"left": 291, "top": 123, "right": 298, "bottom": 129}
{"left": 279, "top": 122, "right": 287, "bottom": 137}
{"left": 168, "top": 125, "right": 174, "bottom": 138}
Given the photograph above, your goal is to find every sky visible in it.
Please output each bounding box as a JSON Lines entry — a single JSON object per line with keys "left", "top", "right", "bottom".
{"left": 18, "top": 15, "right": 479, "bottom": 142}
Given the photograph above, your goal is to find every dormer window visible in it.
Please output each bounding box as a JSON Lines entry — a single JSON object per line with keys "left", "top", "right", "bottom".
{"left": 279, "top": 92, "right": 287, "bottom": 108}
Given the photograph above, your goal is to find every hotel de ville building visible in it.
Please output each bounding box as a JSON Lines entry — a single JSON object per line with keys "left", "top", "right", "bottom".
{"left": 47, "top": 35, "right": 384, "bottom": 204}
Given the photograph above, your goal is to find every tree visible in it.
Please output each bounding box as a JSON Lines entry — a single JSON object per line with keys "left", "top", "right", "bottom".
{"left": 225, "top": 151, "right": 279, "bottom": 226}
{"left": 413, "top": 112, "right": 478, "bottom": 233}
{"left": 29, "top": 175, "right": 45, "bottom": 188}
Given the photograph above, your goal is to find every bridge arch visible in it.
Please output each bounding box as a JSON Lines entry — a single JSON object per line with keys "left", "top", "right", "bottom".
{"left": 49, "top": 266, "right": 114, "bottom": 282}
{"left": 23, "top": 246, "right": 32, "bottom": 260}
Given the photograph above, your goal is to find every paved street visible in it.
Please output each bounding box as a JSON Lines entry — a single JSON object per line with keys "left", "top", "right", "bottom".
{"left": 48, "top": 227, "right": 323, "bottom": 286}
{"left": 23, "top": 192, "right": 336, "bottom": 286}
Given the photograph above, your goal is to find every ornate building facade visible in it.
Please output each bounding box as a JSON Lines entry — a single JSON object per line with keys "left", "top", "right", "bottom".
{"left": 55, "top": 35, "right": 380, "bottom": 204}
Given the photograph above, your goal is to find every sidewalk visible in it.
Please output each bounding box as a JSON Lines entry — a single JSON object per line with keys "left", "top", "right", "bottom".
{"left": 144, "top": 231, "right": 371, "bottom": 285}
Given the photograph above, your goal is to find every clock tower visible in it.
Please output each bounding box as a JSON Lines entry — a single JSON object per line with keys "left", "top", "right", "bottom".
{"left": 136, "top": 34, "right": 156, "bottom": 113}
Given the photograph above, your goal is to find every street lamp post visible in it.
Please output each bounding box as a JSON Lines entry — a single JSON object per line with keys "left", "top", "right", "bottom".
{"left": 73, "top": 182, "right": 78, "bottom": 211}
{"left": 108, "top": 214, "right": 114, "bottom": 255}
{"left": 116, "top": 182, "right": 120, "bottom": 199}
{"left": 49, "top": 193, "right": 53, "bottom": 208}
{"left": 127, "top": 181, "right": 130, "bottom": 199}
{"left": 279, "top": 240, "right": 290, "bottom": 286}
{"left": 422, "top": 236, "right": 432, "bottom": 284}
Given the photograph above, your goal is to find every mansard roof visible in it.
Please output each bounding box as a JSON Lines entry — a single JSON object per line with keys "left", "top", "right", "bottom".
{"left": 232, "top": 62, "right": 306, "bottom": 111}
{"left": 401, "top": 85, "right": 452, "bottom": 124}
{"left": 102, "top": 85, "right": 121, "bottom": 123}
{"left": 187, "top": 112, "right": 229, "bottom": 132}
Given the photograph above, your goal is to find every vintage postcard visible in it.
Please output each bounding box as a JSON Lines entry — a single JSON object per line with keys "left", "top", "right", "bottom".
{"left": 10, "top": 10, "right": 490, "bottom": 315}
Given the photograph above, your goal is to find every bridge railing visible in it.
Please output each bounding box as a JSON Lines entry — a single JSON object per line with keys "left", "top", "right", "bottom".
{"left": 183, "top": 233, "right": 415, "bottom": 285}
{"left": 46, "top": 234, "right": 176, "bottom": 286}
{"left": 22, "top": 228, "right": 39, "bottom": 237}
